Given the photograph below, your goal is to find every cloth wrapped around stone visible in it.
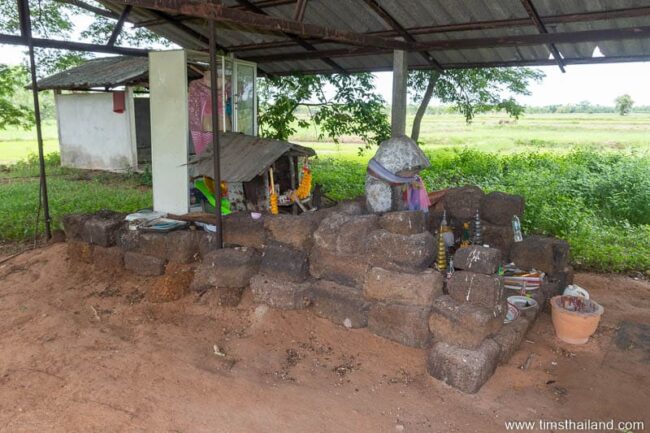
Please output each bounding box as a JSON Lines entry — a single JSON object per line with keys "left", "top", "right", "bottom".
{"left": 367, "top": 157, "right": 430, "bottom": 212}
{"left": 365, "top": 135, "right": 431, "bottom": 213}
{"left": 367, "top": 157, "right": 418, "bottom": 185}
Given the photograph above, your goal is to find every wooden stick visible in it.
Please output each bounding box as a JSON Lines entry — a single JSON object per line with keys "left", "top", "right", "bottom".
{"left": 269, "top": 167, "right": 275, "bottom": 192}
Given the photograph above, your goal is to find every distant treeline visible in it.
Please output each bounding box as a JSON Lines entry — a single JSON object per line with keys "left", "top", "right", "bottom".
{"left": 525, "top": 102, "right": 650, "bottom": 114}
{"left": 406, "top": 102, "right": 650, "bottom": 115}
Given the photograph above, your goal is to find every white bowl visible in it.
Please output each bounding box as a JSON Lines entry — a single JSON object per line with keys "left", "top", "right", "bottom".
{"left": 507, "top": 295, "right": 538, "bottom": 310}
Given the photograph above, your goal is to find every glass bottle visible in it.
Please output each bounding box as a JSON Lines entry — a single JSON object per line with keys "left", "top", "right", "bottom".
{"left": 512, "top": 215, "right": 523, "bottom": 242}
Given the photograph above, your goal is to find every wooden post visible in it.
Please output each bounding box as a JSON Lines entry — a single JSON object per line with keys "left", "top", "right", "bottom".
{"left": 209, "top": 19, "right": 223, "bottom": 249}
{"left": 391, "top": 49, "right": 408, "bottom": 137}
{"left": 289, "top": 155, "right": 297, "bottom": 215}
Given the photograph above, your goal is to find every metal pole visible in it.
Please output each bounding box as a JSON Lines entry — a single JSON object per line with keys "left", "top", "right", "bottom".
{"left": 209, "top": 18, "right": 223, "bottom": 249}
{"left": 18, "top": 0, "right": 51, "bottom": 240}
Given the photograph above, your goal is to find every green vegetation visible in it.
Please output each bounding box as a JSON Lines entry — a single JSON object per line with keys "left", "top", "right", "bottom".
{"left": 259, "top": 74, "right": 390, "bottom": 147}
{"left": 304, "top": 112, "right": 650, "bottom": 272}
{"left": 293, "top": 113, "right": 650, "bottom": 154}
{"left": 0, "top": 153, "right": 151, "bottom": 242}
{"left": 408, "top": 68, "right": 543, "bottom": 141}
{"left": 1, "top": 112, "right": 648, "bottom": 272}
{"left": 615, "top": 94, "right": 634, "bottom": 116}
{"left": 0, "top": 65, "right": 35, "bottom": 130}
{"left": 0, "top": 120, "right": 59, "bottom": 164}
{"left": 312, "top": 148, "right": 650, "bottom": 273}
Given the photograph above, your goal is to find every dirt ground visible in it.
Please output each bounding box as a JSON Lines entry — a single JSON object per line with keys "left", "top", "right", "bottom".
{"left": 1, "top": 244, "right": 648, "bottom": 433}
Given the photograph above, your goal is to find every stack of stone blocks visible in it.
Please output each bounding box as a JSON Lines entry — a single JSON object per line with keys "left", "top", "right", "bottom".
{"left": 62, "top": 186, "right": 572, "bottom": 394}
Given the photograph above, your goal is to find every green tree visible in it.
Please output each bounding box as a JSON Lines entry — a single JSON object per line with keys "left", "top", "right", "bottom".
{"left": 408, "top": 68, "right": 544, "bottom": 142}
{"left": 0, "top": 0, "right": 87, "bottom": 75}
{"left": 615, "top": 94, "right": 634, "bottom": 116}
{"left": 258, "top": 74, "right": 390, "bottom": 148}
{"left": 0, "top": 64, "right": 34, "bottom": 130}
{"left": 1, "top": 0, "right": 166, "bottom": 76}
{"left": 0, "top": 0, "right": 164, "bottom": 129}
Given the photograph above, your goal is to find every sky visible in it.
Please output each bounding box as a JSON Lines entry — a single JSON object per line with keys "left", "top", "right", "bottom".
{"left": 374, "top": 61, "right": 650, "bottom": 106}
{"left": 3, "top": 34, "right": 650, "bottom": 107}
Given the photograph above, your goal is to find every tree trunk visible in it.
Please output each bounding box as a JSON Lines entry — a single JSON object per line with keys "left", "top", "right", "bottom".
{"left": 411, "top": 72, "right": 439, "bottom": 142}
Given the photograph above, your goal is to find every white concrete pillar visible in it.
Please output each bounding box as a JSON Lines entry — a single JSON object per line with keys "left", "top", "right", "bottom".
{"left": 149, "top": 50, "right": 190, "bottom": 215}
{"left": 391, "top": 49, "right": 408, "bottom": 137}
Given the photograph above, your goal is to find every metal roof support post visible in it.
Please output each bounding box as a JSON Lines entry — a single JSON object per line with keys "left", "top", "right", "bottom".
{"left": 391, "top": 49, "right": 408, "bottom": 137}
{"left": 209, "top": 18, "right": 223, "bottom": 249}
{"left": 18, "top": 0, "right": 52, "bottom": 240}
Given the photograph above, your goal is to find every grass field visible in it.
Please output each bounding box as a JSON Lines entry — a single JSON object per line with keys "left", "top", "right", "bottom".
{"left": 295, "top": 112, "right": 650, "bottom": 156}
{"left": 1, "top": 112, "right": 649, "bottom": 272}
{"left": 0, "top": 120, "right": 59, "bottom": 164}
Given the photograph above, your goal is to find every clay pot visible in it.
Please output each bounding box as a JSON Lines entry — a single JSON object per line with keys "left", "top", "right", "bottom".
{"left": 551, "top": 295, "right": 604, "bottom": 344}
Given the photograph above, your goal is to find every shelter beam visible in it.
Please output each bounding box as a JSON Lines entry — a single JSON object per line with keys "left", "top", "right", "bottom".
{"left": 229, "top": 6, "right": 650, "bottom": 53}
{"left": 0, "top": 33, "right": 149, "bottom": 56}
{"left": 292, "top": 0, "right": 308, "bottom": 22}
{"left": 107, "top": 5, "right": 132, "bottom": 47}
{"left": 234, "top": 0, "right": 347, "bottom": 73}
{"left": 361, "top": 0, "right": 443, "bottom": 72}
{"left": 242, "top": 25, "right": 650, "bottom": 63}
{"left": 519, "top": 0, "right": 565, "bottom": 72}
{"left": 268, "top": 54, "right": 650, "bottom": 75}
{"left": 116, "top": 0, "right": 412, "bottom": 50}
{"left": 57, "top": 0, "right": 119, "bottom": 19}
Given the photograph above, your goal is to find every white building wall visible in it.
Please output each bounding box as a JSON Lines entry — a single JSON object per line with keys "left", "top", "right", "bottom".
{"left": 55, "top": 92, "right": 137, "bottom": 171}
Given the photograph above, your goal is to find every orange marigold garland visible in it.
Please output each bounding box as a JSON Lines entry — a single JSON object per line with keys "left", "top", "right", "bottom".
{"left": 296, "top": 164, "right": 312, "bottom": 200}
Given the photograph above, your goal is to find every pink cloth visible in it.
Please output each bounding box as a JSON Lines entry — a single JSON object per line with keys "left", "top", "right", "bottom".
{"left": 405, "top": 176, "right": 431, "bottom": 212}
{"left": 188, "top": 79, "right": 222, "bottom": 155}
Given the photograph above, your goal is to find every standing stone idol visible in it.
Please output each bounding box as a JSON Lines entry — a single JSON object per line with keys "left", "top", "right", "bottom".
{"left": 365, "top": 135, "right": 431, "bottom": 213}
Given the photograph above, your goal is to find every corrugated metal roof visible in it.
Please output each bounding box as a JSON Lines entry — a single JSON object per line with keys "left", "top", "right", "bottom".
{"left": 93, "top": 0, "right": 650, "bottom": 74}
{"left": 189, "top": 132, "right": 315, "bottom": 183}
{"left": 35, "top": 55, "right": 206, "bottom": 90}
{"left": 36, "top": 56, "right": 149, "bottom": 90}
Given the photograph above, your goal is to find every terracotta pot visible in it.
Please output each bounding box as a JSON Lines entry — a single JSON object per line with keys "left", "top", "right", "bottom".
{"left": 551, "top": 295, "right": 604, "bottom": 345}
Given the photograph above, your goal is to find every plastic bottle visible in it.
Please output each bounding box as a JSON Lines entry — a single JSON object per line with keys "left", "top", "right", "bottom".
{"left": 512, "top": 215, "right": 523, "bottom": 242}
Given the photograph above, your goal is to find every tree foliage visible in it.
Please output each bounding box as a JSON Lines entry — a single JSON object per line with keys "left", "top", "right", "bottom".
{"left": 408, "top": 68, "right": 544, "bottom": 141}
{"left": 0, "top": 0, "right": 87, "bottom": 75}
{"left": 0, "top": 0, "right": 73, "bottom": 38}
{"left": 0, "top": 0, "right": 165, "bottom": 129}
{"left": 615, "top": 94, "right": 634, "bottom": 116}
{"left": 0, "top": 64, "right": 34, "bottom": 130}
{"left": 258, "top": 73, "right": 390, "bottom": 148}
{"left": 0, "top": 0, "right": 164, "bottom": 76}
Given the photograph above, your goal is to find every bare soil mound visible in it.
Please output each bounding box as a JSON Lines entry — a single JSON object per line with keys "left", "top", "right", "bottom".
{"left": 0, "top": 244, "right": 648, "bottom": 432}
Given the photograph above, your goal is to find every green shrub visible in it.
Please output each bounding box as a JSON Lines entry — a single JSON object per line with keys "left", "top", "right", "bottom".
{"left": 3, "top": 149, "right": 647, "bottom": 272}
{"left": 313, "top": 148, "right": 650, "bottom": 272}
